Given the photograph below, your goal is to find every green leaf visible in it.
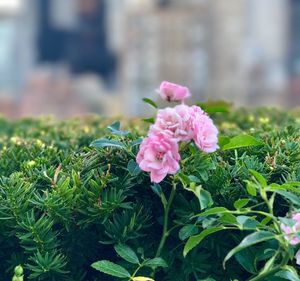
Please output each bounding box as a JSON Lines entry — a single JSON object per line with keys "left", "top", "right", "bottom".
{"left": 236, "top": 216, "right": 259, "bottom": 229}
{"left": 246, "top": 181, "right": 257, "bottom": 196}
{"left": 142, "top": 98, "right": 158, "bottom": 109}
{"left": 218, "top": 136, "right": 230, "bottom": 148}
{"left": 91, "top": 260, "right": 131, "bottom": 278}
{"left": 223, "top": 231, "right": 276, "bottom": 268}
{"left": 273, "top": 269, "right": 300, "bottom": 281}
{"left": 114, "top": 244, "right": 139, "bottom": 264}
{"left": 278, "top": 217, "right": 296, "bottom": 227}
{"left": 178, "top": 172, "right": 191, "bottom": 187}
{"left": 197, "top": 101, "right": 231, "bottom": 113}
{"left": 271, "top": 189, "right": 300, "bottom": 207}
{"left": 130, "top": 138, "right": 143, "bottom": 147}
{"left": 188, "top": 175, "right": 201, "bottom": 183}
{"left": 219, "top": 213, "right": 237, "bottom": 225}
{"left": 127, "top": 160, "right": 141, "bottom": 176}
{"left": 179, "top": 225, "right": 198, "bottom": 241}
{"left": 184, "top": 227, "right": 224, "bottom": 257}
{"left": 143, "top": 258, "right": 168, "bottom": 268}
{"left": 234, "top": 199, "right": 250, "bottom": 210}
{"left": 194, "top": 207, "right": 229, "bottom": 218}
{"left": 249, "top": 170, "right": 267, "bottom": 188}
{"left": 185, "top": 184, "right": 213, "bottom": 210}
{"left": 90, "top": 138, "right": 126, "bottom": 150}
{"left": 198, "top": 189, "right": 213, "bottom": 210}
{"left": 235, "top": 247, "right": 257, "bottom": 274}
{"left": 107, "top": 121, "right": 130, "bottom": 136}
{"left": 222, "top": 135, "right": 264, "bottom": 150}
{"left": 142, "top": 117, "right": 155, "bottom": 124}
{"left": 150, "top": 184, "right": 167, "bottom": 208}
{"left": 150, "top": 183, "right": 162, "bottom": 197}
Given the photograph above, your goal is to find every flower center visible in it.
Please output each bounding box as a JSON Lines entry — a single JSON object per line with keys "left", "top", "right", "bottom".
{"left": 155, "top": 152, "right": 164, "bottom": 161}
{"left": 165, "top": 89, "right": 173, "bottom": 101}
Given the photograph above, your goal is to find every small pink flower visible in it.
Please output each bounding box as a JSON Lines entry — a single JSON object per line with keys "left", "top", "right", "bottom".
{"left": 149, "top": 104, "right": 193, "bottom": 141}
{"left": 136, "top": 133, "right": 180, "bottom": 183}
{"left": 281, "top": 213, "right": 300, "bottom": 245}
{"left": 191, "top": 106, "right": 219, "bottom": 153}
{"left": 158, "top": 81, "right": 190, "bottom": 102}
{"left": 295, "top": 249, "right": 300, "bottom": 265}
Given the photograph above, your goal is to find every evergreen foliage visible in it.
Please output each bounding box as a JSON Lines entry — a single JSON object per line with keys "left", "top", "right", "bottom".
{"left": 0, "top": 108, "right": 299, "bottom": 280}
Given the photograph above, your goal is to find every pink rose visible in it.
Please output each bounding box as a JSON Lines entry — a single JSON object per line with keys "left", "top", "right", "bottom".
{"left": 281, "top": 213, "right": 300, "bottom": 245}
{"left": 158, "top": 81, "right": 190, "bottom": 102}
{"left": 189, "top": 105, "right": 204, "bottom": 117}
{"left": 136, "top": 133, "right": 180, "bottom": 183}
{"left": 191, "top": 106, "right": 219, "bottom": 153}
{"left": 149, "top": 104, "right": 193, "bottom": 141}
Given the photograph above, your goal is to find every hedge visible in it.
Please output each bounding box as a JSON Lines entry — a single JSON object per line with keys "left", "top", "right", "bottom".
{"left": 0, "top": 105, "right": 300, "bottom": 281}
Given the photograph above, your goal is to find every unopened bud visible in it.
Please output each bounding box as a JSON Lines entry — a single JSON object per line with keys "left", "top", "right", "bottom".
{"left": 14, "top": 265, "right": 23, "bottom": 276}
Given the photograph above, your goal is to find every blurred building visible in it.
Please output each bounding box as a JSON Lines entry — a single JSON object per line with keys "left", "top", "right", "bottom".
{"left": 0, "top": 0, "right": 298, "bottom": 117}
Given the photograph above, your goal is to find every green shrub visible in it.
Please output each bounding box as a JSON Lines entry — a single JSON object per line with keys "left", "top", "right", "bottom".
{"left": 0, "top": 107, "right": 299, "bottom": 281}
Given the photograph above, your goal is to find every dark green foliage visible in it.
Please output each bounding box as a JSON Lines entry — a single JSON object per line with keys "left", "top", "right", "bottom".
{"left": 0, "top": 109, "right": 299, "bottom": 280}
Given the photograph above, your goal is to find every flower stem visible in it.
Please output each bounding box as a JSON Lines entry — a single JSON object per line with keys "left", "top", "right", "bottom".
{"left": 247, "top": 252, "right": 290, "bottom": 281}
{"left": 155, "top": 183, "right": 176, "bottom": 258}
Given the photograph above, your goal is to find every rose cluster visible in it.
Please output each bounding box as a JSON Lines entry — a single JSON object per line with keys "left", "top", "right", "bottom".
{"left": 281, "top": 213, "right": 300, "bottom": 265}
{"left": 136, "top": 81, "right": 219, "bottom": 183}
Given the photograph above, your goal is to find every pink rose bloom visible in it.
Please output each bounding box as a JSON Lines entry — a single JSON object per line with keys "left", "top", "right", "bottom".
{"left": 189, "top": 105, "right": 204, "bottom": 117}
{"left": 295, "top": 249, "right": 300, "bottom": 265}
{"left": 158, "top": 81, "right": 190, "bottom": 102}
{"left": 281, "top": 213, "right": 300, "bottom": 245}
{"left": 150, "top": 104, "right": 193, "bottom": 141}
{"left": 192, "top": 109, "right": 219, "bottom": 153}
{"left": 136, "top": 133, "right": 180, "bottom": 183}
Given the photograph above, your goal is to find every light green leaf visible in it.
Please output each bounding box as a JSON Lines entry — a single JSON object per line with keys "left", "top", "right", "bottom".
{"left": 222, "top": 135, "right": 264, "bottom": 150}
{"left": 91, "top": 260, "right": 131, "bottom": 278}
{"left": 246, "top": 181, "right": 257, "bottom": 197}
{"left": 198, "top": 189, "right": 213, "bottom": 210}
{"left": 219, "top": 213, "right": 237, "bottom": 225}
{"left": 194, "top": 207, "right": 229, "bottom": 218}
{"left": 218, "top": 136, "right": 230, "bottom": 148}
{"left": 142, "top": 117, "right": 155, "bottom": 124}
{"left": 223, "top": 231, "right": 276, "bottom": 268}
{"left": 236, "top": 216, "right": 259, "bottom": 229}
{"left": 184, "top": 227, "right": 224, "bottom": 257}
{"left": 90, "top": 138, "right": 126, "bottom": 150}
{"left": 188, "top": 175, "right": 201, "bottom": 183}
{"left": 143, "top": 258, "right": 168, "bottom": 268}
{"left": 142, "top": 98, "right": 158, "bottom": 109}
{"left": 249, "top": 170, "right": 267, "bottom": 188}
{"left": 114, "top": 244, "right": 139, "bottom": 264}
{"left": 185, "top": 184, "right": 213, "bottom": 210}
{"left": 234, "top": 199, "right": 250, "bottom": 210}
{"left": 178, "top": 172, "right": 191, "bottom": 187}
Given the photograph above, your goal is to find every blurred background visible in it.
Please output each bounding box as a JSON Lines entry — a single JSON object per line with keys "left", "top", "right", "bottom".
{"left": 0, "top": 0, "right": 299, "bottom": 118}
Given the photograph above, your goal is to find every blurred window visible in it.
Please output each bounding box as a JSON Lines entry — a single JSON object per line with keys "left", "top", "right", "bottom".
{"left": 37, "top": 0, "right": 116, "bottom": 82}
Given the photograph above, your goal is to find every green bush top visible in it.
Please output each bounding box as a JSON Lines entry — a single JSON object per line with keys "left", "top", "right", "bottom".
{"left": 0, "top": 107, "right": 300, "bottom": 281}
